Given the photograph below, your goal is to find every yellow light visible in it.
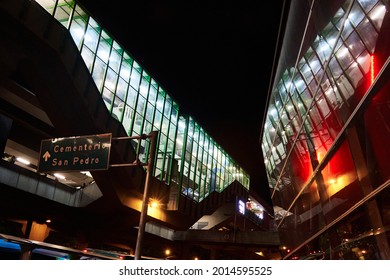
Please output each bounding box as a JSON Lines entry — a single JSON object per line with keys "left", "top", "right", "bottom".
{"left": 54, "top": 173, "right": 65, "bottom": 180}
{"left": 165, "top": 249, "right": 171, "bottom": 256}
{"left": 150, "top": 200, "right": 159, "bottom": 208}
{"left": 16, "top": 157, "right": 30, "bottom": 165}
{"left": 328, "top": 178, "right": 336, "bottom": 184}
{"left": 255, "top": 251, "right": 264, "bottom": 257}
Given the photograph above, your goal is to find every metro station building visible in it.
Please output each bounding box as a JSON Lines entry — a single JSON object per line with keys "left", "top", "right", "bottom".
{"left": 262, "top": 0, "right": 390, "bottom": 259}
{"left": 0, "top": 0, "right": 280, "bottom": 259}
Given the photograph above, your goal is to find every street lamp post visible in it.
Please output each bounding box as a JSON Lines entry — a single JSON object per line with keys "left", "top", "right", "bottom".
{"left": 134, "top": 130, "right": 158, "bottom": 260}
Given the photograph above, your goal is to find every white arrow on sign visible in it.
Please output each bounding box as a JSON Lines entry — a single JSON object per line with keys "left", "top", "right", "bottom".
{"left": 42, "top": 151, "right": 51, "bottom": 162}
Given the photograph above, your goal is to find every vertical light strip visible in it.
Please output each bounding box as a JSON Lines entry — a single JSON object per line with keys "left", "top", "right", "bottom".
{"left": 371, "top": 55, "right": 375, "bottom": 85}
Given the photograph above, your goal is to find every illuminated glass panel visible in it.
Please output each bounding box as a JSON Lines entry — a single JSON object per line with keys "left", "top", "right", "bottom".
{"left": 263, "top": 0, "right": 390, "bottom": 252}
{"left": 33, "top": 0, "right": 250, "bottom": 204}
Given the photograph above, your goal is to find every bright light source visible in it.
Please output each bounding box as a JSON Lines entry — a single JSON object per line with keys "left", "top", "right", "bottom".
{"left": 16, "top": 157, "right": 30, "bottom": 165}
{"left": 328, "top": 178, "right": 336, "bottom": 184}
{"left": 150, "top": 199, "right": 159, "bottom": 208}
{"left": 81, "top": 171, "right": 93, "bottom": 177}
{"left": 255, "top": 251, "right": 264, "bottom": 257}
{"left": 165, "top": 249, "right": 171, "bottom": 256}
{"left": 54, "top": 173, "right": 65, "bottom": 180}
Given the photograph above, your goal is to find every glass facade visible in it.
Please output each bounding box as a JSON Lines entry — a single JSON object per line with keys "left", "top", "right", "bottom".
{"left": 262, "top": 0, "right": 390, "bottom": 259}
{"left": 34, "top": 0, "right": 250, "bottom": 206}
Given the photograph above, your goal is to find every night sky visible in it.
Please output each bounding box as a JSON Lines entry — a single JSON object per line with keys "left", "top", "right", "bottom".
{"left": 77, "top": 0, "right": 286, "bottom": 207}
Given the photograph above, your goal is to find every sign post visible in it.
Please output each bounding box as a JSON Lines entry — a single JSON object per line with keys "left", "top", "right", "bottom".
{"left": 134, "top": 130, "right": 158, "bottom": 260}
{"left": 38, "top": 131, "right": 159, "bottom": 260}
{"left": 38, "top": 133, "right": 112, "bottom": 172}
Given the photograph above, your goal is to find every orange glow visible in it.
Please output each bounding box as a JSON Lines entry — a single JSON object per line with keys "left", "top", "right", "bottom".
{"left": 149, "top": 199, "right": 160, "bottom": 208}
{"left": 326, "top": 172, "right": 355, "bottom": 197}
{"left": 328, "top": 179, "right": 336, "bottom": 184}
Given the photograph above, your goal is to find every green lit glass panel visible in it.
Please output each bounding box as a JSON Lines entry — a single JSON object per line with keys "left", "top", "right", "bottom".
{"left": 175, "top": 116, "right": 186, "bottom": 162}
{"left": 156, "top": 133, "right": 168, "bottom": 179}
{"left": 143, "top": 120, "right": 152, "bottom": 135}
{"left": 53, "top": 0, "right": 73, "bottom": 26}
{"left": 109, "top": 42, "right": 123, "bottom": 72}
{"left": 70, "top": 5, "right": 88, "bottom": 49}
{"left": 140, "top": 72, "right": 150, "bottom": 98}
{"left": 172, "top": 102, "right": 179, "bottom": 121}
{"left": 136, "top": 95, "right": 146, "bottom": 116}
{"left": 161, "top": 116, "right": 169, "bottom": 136}
{"left": 153, "top": 111, "right": 162, "bottom": 130}
{"left": 104, "top": 67, "right": 118, "bottom": 93}
{"left": 126, "top": 87, "right": 137, "bottom": 109}
{"left": 112, "top": 96, "right": 124, "bottom": 121}
{"left": 167, "top": 139, "right": 174, "bottom": 155}
{"left": 148, "top": 85, "right": 157, "bottom": 105}
{"left": 145, "top": 103, "right": 154, "bottom": 123}
{"left": 133, "top": 113, "right": 143, "bottom": 135}
{"left": 130, "top": 69, "right": 141, "bottom": 91}
{"left": 169, "top": 123, "right": 176, "bottom": 142}
{"left": 164, "top": 96, "right": 172, "bottom": 118}
{"left": 158, "top": 133, "right": 167, "bottom": 153}
{"left": 120, "top": 55, "right": 132, "bottom": 80}
{"left": 122, "top": 105, "right": 134, "bottom": 135}
{"left": 102, "top": 87, "right": 114, "bottom": 111}
{"left": 84, "top": 19, "right": 100, "bottom": 52}
{"left": 80, "top": 47, "right": 94, "bottom": 71}
{"left": 116, "top": 78, "right": 128, "bottom": 100}
{"left": 92, "top": 57, "right": 107, "bottom": 91}
{"left": 97, "top": 32, "right": 112, "bottom": 64}
{"left": 137, "top": 136, "right": 149, "bottom": 164}
{"left": 132, "top": 61, "right": 142, "bottom": 72}
{"left": 165, "top": 139, "right": 174, "bottom": 182}
{"left": 35, "top": 0, "right": 56, "bottom": 14}
{"left": 193, "top": 123, "right": 200, "bottom": 144}
{"left": 156, "top": 92, "right": 164, "bottom": 112}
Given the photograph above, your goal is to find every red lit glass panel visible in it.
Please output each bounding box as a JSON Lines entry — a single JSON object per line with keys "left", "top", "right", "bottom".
{"left": 365, "top": 81, "right": 390, "bottom": 182}
{"left": 320, "top": 139, "right": 362, "bottom": 223}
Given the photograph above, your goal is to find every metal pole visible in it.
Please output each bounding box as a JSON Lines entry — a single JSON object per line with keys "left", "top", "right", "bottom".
{"left": 134, "top": 131, "right": 158, "bottom": 260}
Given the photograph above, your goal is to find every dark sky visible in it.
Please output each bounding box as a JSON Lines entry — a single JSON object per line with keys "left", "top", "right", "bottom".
{"left": 78, "top": 0, "right": 285, "bottom": 207}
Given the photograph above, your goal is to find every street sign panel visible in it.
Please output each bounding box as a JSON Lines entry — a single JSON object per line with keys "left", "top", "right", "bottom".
{"left": 38, "top": 133, "right": 112, "bottom": 172}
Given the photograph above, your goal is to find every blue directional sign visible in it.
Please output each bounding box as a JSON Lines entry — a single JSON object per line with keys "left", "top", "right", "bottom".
{"left": 38, "top": 133, "right": 112, "bottom": 172}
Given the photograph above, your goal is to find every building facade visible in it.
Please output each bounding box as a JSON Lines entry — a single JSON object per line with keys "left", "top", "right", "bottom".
{"left": 262, "top": 0, "right": 390, "bottom": 259}
{"left": 0, "top": 0, "right": 275, "bottom": 259}
{"left": 32, "top": 0, "right": 252, "bottom": 205}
